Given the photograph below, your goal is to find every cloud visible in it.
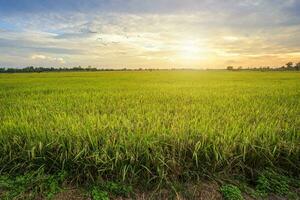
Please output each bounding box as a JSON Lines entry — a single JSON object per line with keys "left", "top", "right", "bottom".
{"left": 31, "top": 54, "right": 65, "bottom": 63}
{"left": 31, "top": 54, "right": 47, "bottom": 60}
{"left": 0, "top": 0, "right": 300, "bottom": 68}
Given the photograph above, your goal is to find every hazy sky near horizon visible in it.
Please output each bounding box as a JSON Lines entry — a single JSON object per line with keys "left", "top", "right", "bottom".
{"left": 1, "top": 0, "right": 300, "bottom": 68}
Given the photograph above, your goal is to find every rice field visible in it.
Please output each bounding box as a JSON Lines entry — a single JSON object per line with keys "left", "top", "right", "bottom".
{"left": 0, "top": 71, "right": 299, "bottom": 184}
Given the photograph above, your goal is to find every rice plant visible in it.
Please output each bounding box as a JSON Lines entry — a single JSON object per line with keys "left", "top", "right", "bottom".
{"left": 0, "top": 71, "right": 299, "bottom": 185}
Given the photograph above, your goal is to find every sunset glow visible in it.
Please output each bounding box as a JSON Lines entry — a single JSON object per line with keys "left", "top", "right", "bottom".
{"left": 0, "top": 0, "right": 300, "bottom": 68}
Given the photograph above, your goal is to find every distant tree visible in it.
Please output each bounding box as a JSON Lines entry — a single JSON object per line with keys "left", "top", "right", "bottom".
{"left": 295, "top": 62, "right": 300, "bottom": 71}
{"left": 286, "top": 62, "right": 293, "bottom": 69}
{"left": 227, "top": 66, "right": 233, "bottom": 70}
{"left": 279, "top": 66, "right": 285, "bottom": 70}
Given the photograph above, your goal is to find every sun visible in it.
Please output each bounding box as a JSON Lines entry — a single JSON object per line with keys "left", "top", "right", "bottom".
{"left": 179, "top": 40, "right": 202, "bottom": 60}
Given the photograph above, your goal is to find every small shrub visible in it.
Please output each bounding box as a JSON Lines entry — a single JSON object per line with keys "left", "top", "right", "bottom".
{"left": 89, "top": 181, "right": 132, "bottom": 199}
{"left": 91, "top": 187, "right": 109, "bottom": 200}
{"left": 256, "top": 169, "right": 290, "bottom": 196}
{"left": 0, "top": 170, "right": 67, "bottom": 199}
{"left": 104, "top": 181, "right": 132, "bottom": 197}
{"left": 220, "top": 184, "right": 244, "bottom": 200}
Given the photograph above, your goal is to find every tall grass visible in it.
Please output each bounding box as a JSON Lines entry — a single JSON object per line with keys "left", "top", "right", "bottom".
{"left": 0, "top": 71, "right": 299, "bottom": 184}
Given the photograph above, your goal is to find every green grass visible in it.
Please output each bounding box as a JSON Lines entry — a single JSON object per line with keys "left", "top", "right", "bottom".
{"left": 220, "top": 184, "right": 243, "bottom": 200}
{"left": 0, "top": 71, "right": 299, "bottom": 186}
{"left": 0, "top": 168, "right": 66, "bottom": 199}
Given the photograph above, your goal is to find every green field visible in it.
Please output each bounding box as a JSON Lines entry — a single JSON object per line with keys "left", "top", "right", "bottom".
{"left": 0, "top": 71, "right": 299, "bottom": 187}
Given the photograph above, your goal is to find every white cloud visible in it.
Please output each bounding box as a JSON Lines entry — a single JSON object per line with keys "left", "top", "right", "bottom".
{"left": 31, "top": 54, "right": 47, "bottom": 59}
{"left": 31, "top": 54, "right": 65, "bottom": 64}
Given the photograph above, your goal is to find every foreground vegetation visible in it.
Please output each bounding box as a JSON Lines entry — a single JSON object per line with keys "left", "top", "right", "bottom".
{"left": 0, "top": 168, "right": 299, "bottom": 199}
{"left": 0, "top": 71, "right": 299, "bottom": 199}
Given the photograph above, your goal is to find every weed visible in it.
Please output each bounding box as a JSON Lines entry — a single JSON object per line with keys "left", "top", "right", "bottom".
{"left": 0, "top": 169, "right": 67, "bottom": 199}
{"left": 256, "top": 169, "right": 290, "bottom": 196}
{"left": 220, "top": 184, "right": 244, "bottom": 200}
{"left": 104, "top": 181, "right": 132, "bottom": 197}
{"left": 90, "top": 181, "right": 133, "bottom": 198}
{"left": 91, "top": 187, "right": 110, "bottom": 200}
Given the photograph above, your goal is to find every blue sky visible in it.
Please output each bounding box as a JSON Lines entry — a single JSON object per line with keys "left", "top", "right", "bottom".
{"left": 0, "top": 0, "right": 300, "bottom": 68}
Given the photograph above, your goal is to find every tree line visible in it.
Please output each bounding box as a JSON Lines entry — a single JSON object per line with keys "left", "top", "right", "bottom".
{"left": 227, "top": 62, "right": 300, "bottom": 71}
{"left": 0, "top": 66, "right": 162, "bottom": 73}
{"left": 1, "top": 62, "right": 300, "bottom": 73}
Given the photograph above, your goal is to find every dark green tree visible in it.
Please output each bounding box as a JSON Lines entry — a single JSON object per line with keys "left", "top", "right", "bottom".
{"left": 295, "top": 62, "right": 300, "bottom": 70}
{"left": 286, "top": 62, "right": 293, "bottom": 69}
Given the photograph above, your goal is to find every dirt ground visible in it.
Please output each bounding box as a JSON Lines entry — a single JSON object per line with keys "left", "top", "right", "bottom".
{"left": 52, "top": 182, "right": 222, "bottom": 200}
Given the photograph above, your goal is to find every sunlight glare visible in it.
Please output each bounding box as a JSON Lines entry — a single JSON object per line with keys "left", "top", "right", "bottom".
{"left": 179, "top": 40, "right": 202, "bottom": 60}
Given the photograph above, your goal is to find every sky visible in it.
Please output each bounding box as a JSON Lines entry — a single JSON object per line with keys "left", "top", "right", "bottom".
{"left": 0, "top": 0, "right": 300, "bottom": 69}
